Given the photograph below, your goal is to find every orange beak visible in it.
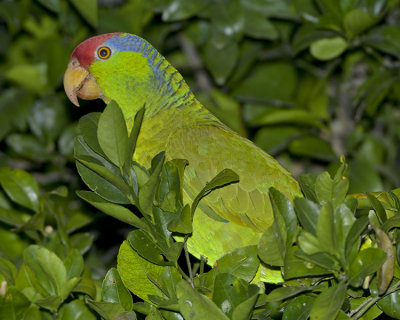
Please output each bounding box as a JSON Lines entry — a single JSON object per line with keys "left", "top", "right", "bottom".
{"left": 63, "top": 58, "right": 102, "bottom": 106}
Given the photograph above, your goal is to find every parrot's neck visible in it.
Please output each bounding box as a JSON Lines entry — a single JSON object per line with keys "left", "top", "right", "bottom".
{"left": 101, "top": 51, "right": 201, "bottom": 127}
{"left": 93, "top": 36, "right": 216, "bottom": 131}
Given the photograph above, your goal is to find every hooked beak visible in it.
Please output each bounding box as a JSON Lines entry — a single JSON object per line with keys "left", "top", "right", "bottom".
{"left": 63, "top": 58, "right": 102, "bottom": 106}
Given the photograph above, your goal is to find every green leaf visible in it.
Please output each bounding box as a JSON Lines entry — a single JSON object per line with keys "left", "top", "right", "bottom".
{"left": 258, "top": 224, "right": 285, "bottom": 267}
{"left": 75, "top": 136, "right": 130, "bottom": 204}
{"left": 316, "top": 204, "right": 336, "bottom": 256}
{"left": 292, "top": 25, "right": 337, "bottom": 54}
{"left": 139, "top": 152, "right": 165, "bottom": 216}
{"left": 78, "top": 112, "right": 105, "bottom": 157}
{"left": 212, "top": 273, "right": 250, "bottom": 318}
{"left": 98, "top": 100, "right": 129, "bottom": 170}
{"left": 76, "top": 191, "right": 149, "bottom": 231}
{"left": 0, "top": 207, "right": 30, "bottom": 228}
{"left": 344, "top": 8, "right": 375, "bottom": 38}
{"left": 64, "top": 249, "right": 84, "bottom": 280}
{"left": 117, "top": 241, "right": 166, "bottom": 302}
{"left": 294, "top": 198, "right": 320, "bottom": 234}
{"left": 29, "top": 95, "right": 67, "bottom": 144}
{"left": 295, "top": 249, "right": 340, "bottom": 272}
{"left": 231, "top": 291, "right": 258, "bottom": 320}
{"left": 0, "top": 257, "right": 17, "bottom": 285}
{"left": 216, "top": 245, "right": 259, "bottom": 282}
{"left": 168, "top": 204, "right": 192, "bottom": 234}
{"left": 298, "top": 174, "right": 318, "bottom": 202}
{"left": 254, "top": 126, "right": 302, "bottom": 154}
{"left": 176, "top": 280, "right": 230, "bottom": 320}
{"left": 204, "top": 40, "right": 238, "bottom": 86}
{"left": 73, "top": 277, "right": 98, "bottom": 299}
{"left": 349, "top": 248, "right": 386, "bottom": 287}
{"left": 125, "top": 107, "right": 145, "bottom": 175}
{"left": 283, "top": 246, "right": 329, "bottom": 279}
{"left": 366, "top": 193, "right": 387, "bottom": 224}
{"left": 162, "top": 0, "right": 207, "bottom": 21}
{"left": 233, "top": 62, "right": 297, "bottom": 103}
{"left": 350, "top": 297, "right": 382, "bottom": 320}
{"left": 310, "top": 37, "right": 348, "bottom": 61}
{"left": 86, "top": 299, "right": 128, "bottom": 320}
{"left": 250, "top": 109, "right": 322, "bottom": 128}
{"left": 377, "top": 289, "right": 400, "bottom": 318}
{"left": 192, "top": 169, "right": 239, "bottom": 218}
{"left": 344, "top": 216, "right": 368, "bottom": 262}
{"left": 309, "top": 281, "right": 346, "bottom": 320}
{"left": 354, "top": 70, "right": 394, "bottom": 117}
{"left": 0, "top": 168, "right": 40, "bottom": 212}
{"left": 23, "top": 245, "right": 67, "bottom": 300}
{"left": 159, "top": 266, "right": 182, "bottom": 301}
{"left": 266, "top": 285, "right": 317, "bottom": 302}
{"left": 348, "top": 159, "right": 383, "bottom": 193}
{"left": 373, "top": 225, "right": 395, "bottom": 294}
{"left": 77, "top": 159, "right": 132, "bottom": 198}
{"left": 128, "top": 230, "right": 171, "bottom": 266}
{"left": 5, "top": 63, "right": 48, "bottom": 93}
{"left": 363, "top": 25, "right": 400, "bottom": 58}
{"left": 102, "top": 268, "right": 133, "bottom": 311}
{"left": 243, "top": 9, "right": 278, "bottom": 40}
{"left": 283, "top": 295, "right": 314, "bottom": 320}
{"left": 289, "top": 136, "right": 336, "bottom": 162}
{"left": 59, "top": 299, "right": 97, "bottom": 320}
{"left": 65, "top": 212, "right": 93, "bottom": 234}
{"left": 382, "top": 214, "right": 400, "bottom": 232}
{"left": 157, "top": 159, "right": 187, "bottom": 213}
{"left": 270, "top": 188, "right": 297, "bottom": 247}
{"left": 69, "top": 0, "right": 98, "bottom": 27}
{"left": 70, "top": 232, "right": 94, "bottom": 255}
{"left": 297, "top": 231, "right": 322, "bottom": 255}
{"left": 37, "top": 0, "right": 61, "bottom": 12}
{"left": 315, "top": 171, "right": 349, "bottom": 208}
{"left": 334, "top": 204, "right": 356, "bottom": 264}
{"left": 0, "top": 287, "right": 31, "bottom": 319}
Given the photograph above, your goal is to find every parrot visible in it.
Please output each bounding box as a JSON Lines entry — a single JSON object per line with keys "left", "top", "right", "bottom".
{"left": 63, "top": 32, "right": 302, "bottom": 276}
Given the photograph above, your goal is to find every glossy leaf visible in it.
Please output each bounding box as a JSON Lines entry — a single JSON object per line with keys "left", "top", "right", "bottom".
{"left": 176, "top": 280, "right": 230, "bottom": 320}
{"left": 309, "top": 281, "right": 346, "bottom": 320}
{"left": 310, "top": 37, "right": 348, "bottom": 60}
{"left": 216, "top": 245, "right": 259, "bottom": 282}
{"left": 0, "top": 168, "right": 40, "bottom": 212}
{"left": 117, "top": 241, "right": 165, "bottom": 302}
{"left": 192, "top": 169, "right": 239, "bottom": 219}
{"left": 212, "top": 273, "right": 249, "bottom": 318}
{"left": 69, "top": 0, "right": 98, "bottom": 27}
{"left": 97, "top": 100, "right": 129, "bottom": 170}
{"left": 59, "top": 299, "right": 97, "bottom": 320}
{"left": 294, "top": 198, "right": 320, "bottom": 234}
{"left": 282, "top": 295, "right": 314, "bottom": 320}
{"left": 77, "top": 191, "right": 149, "bottom": 231}
{"left": 78, "top": 112, "right": 105, "bottom": 157}
{"left": 373, "top": 225, "right": 395, "bottom": 294}
{"left": 349, "top": 248, "right": 386, "bottom": 287}
{"left": 102, "top": 268, "right": 133, "bottom": 311}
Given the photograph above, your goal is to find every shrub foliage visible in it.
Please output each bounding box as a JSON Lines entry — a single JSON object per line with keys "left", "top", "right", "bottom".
{"left": 2, "top": 0, "right": 400, "bottom": 319}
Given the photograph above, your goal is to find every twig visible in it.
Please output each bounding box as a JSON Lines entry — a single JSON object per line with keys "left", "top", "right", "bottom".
{"left": 183, "top": 234, "right": 194, "bottom": 288}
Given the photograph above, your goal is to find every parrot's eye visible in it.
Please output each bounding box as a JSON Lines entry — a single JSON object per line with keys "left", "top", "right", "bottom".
{"left": 97, "top": 46, "right": 112, "bottom": 60}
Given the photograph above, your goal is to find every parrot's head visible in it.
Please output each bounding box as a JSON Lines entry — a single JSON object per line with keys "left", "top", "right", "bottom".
{"left": 64, "top": 33, "right": 165, "bottom": 117}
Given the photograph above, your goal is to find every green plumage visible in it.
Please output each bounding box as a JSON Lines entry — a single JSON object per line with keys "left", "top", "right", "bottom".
{"left": 89, "top": 33, "right": 302, "bottom": 270}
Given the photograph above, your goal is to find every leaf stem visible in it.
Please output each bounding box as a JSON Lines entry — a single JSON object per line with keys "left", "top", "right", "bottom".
{"left": 183, "top": 235, "right": 194, "bottom": 288}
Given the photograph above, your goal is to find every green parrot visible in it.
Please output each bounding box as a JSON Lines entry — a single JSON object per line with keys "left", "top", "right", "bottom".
{"left": 64, "top": 33, "right": 302, "bottom": 275}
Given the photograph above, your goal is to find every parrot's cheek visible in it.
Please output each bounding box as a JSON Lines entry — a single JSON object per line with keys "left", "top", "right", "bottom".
{"left": 63, "top": 59, "right": 103, "bottom": 106}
